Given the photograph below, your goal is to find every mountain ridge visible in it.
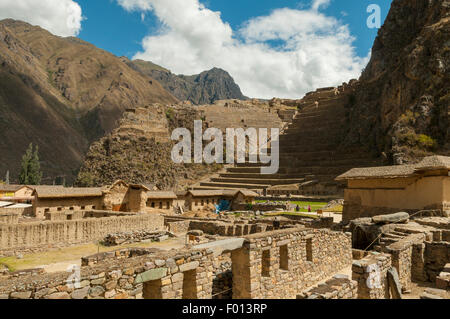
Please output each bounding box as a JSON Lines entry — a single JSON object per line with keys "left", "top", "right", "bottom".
{"left": 126, "top": 58, "right": 248, "bottom": 105}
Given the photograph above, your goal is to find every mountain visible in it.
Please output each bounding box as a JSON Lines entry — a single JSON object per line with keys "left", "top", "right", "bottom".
{"left": 0, "top": 19, "right": 178, "bottom": 184}
{"left": 343, "top": 0, "right": 449, "bottom": 164}
{"left": 126, "top": 58, "right": 247, "bottom": 104}
{"left": 75, "top": 103, "right": 224, "bottom": 190}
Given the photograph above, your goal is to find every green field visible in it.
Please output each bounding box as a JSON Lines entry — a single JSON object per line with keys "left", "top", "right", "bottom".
{"left": 256, "top": 200, "right": 327, "bottom": 213}
{"left": 262, "top": 212, "right": 319, "bottom": 219}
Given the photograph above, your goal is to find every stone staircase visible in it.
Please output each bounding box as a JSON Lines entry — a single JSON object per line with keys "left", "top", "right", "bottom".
{"left": 193, "top": 85, "right": 383, "bottom": 195}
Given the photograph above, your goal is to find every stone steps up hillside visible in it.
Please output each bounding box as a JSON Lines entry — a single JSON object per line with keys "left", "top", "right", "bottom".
{"left": 194, "top": 85, "right": 384, "bottom": 195}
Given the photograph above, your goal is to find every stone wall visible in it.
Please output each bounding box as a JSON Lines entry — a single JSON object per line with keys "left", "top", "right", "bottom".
{"left": 424, "top": 241, "right": 450, "bottom": 282}
{"left": 231, "top": 228, "right": 352, "bottom": 299}
{"left": 0, "top": 212, "right": 19, "bottom": 224}
{"left": 188, "top": 220, "right": 268, "bottom": 237}
{"left": 297, "top": 274, "right": 358, "bottom": 299}
{"left": 384, "top": 233, "right": 426, "bottom": 292}
{"left": 166, "top": 221, "right": 190, "bottom": 234}
{"left": 0, "top": 206, "right": 33, "bottom": 218}
{"left": 0, "top": 227, "right": 356, "bottom": 299}
{"left": 0, "top": 248, "right": 218, "bottom": 299}
{"left": 34, "top": 197, "right": 103, "bottom": 219}
{"left": 352, "top": 252, "right": 392, "bottom": 299}
{"left": 0, "top": 214, "right": 164, "bottom": 256}
{"left": 164, "top": 217, "right": 269, "bottom": 237}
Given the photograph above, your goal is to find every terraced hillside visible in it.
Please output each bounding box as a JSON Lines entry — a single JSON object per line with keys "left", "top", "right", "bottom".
{"left": 195, "top": 85, "right": 384, "bottom": 195}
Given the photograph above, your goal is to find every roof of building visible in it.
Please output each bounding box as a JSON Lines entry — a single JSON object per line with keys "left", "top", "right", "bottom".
{"left": 0, "top": 201, "right": 13, "bottom": 208}
{"left": 236, "top": 189, "right": 259, "bottom": 197}
{"left": 336, "top": 155, "right": 450, "bottom": 181}
{"left": 187, "top": 190, "right": 229, "bottom": 197}
{"left": 414, "top": 155, "right": 450, "bottom": 171}
{"left": 0, "top": 184, "right": 30, "bottom": 192}
{"left": 34, "top": 187, "right": 103, "bottom": 198}
{"left": 175, "top": 191, "right": 188, "bottom": 197}
{"left": 187, "top": 189, "right": 258, "bottom": 197}
{"left": 5, "top": 203, "right": 32, "bottom": 208}
{"left": 146, "top": 191, "right": 177, "bottom": 199}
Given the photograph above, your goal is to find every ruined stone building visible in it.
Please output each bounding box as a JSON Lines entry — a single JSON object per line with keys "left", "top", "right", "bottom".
{"left": 184, "top": 190, "right": 258, "bottom": 212}
{"left": 0, "top": 185, "right": 34, "bottom": 202}
{"left": 33, "top": 187, "right": 104, "bottom": 218}
{"left": 145, "top": 191, "right": 177, "bottom": 213}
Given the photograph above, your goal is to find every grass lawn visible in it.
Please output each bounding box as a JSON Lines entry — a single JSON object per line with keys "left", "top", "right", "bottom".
{"left": 323, "top": 205, "right": 343, "bottom": 214}
{"left": 263, "top": 212, "right": 319, "bottom": 219}
{"left": 256, "top": 200, "right": 328, "bottom": 213}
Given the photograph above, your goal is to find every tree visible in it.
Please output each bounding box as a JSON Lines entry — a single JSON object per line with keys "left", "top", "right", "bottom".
{"left": 5, "top": 170, "right": 9, "bottom": 185}
{"left": 19, "top": 143, "right": 42, "bottom": 185}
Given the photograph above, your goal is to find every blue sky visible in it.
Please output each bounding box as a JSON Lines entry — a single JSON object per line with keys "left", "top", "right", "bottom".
{"left": 76, "top": 0, "right": 392, "bottom": 60}
{"left": 0, "top": 0, "right": 393, "bottom": 98}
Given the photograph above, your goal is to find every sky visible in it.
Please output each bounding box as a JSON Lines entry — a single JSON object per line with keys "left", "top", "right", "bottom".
{"left": 0, "top": 0, "right": 392, "bottom": 99}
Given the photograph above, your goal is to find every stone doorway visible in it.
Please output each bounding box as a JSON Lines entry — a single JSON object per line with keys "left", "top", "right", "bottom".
{"left": 143, "top": 279, "right": 163, "bottom": 299}
{"left": 182, "top": 270, "right": 198, "bottom": 299}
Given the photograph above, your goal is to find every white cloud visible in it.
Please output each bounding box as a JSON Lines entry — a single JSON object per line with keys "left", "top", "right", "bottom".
{"left": 0, "top": 0, "right": 83, "bottom": 37}
{"left": 311, "top": 0, "right": 331, "bottom": 11}
{"left": 118, "top": 0, "right": 369, "bottom": 99}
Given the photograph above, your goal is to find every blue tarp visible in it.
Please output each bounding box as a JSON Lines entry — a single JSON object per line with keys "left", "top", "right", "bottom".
{"left": 215, "top": 200, "right": 231, "bottom": 214}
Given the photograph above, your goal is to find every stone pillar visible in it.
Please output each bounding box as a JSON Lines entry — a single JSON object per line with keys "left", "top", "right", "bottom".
{"left": 352, "top": 252, "right": 391, "bottom": 299}
{"left": 231, "top": 247, "right": 251, "bottom": 299}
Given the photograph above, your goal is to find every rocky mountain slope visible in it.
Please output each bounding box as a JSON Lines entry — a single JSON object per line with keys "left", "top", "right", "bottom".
{"left": 343, "top": 0, "right": 449, "bottom": 164}
{"left": 0, "top": 19, "right": 178, "bottom": 183}
{"left": 126, "top": 59, "right": 247, "bottom": 104}
{"left": 75, "top": 103, "right": 223, "bottom": 190}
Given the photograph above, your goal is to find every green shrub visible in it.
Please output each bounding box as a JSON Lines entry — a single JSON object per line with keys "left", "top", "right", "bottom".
{"left": 417, "top": 134, "right": 437, "bottom": 150}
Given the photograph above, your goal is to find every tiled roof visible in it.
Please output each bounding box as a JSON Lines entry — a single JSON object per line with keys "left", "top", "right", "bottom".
{"left": 0, "top": 184, "right": 28, "bottom": 192}
{"left": 188, "top": 189, "right": 258, "bottom": 197}
{"left": 34, "top": 187, "right": 103, "bottom": 198}
{"left": 146, "top": 191, "right": 177, "bottom": 199}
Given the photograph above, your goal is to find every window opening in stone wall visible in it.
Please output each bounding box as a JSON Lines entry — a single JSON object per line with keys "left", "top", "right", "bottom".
{"left": 262, "top": 249, "right": 270, "bottom": 277}
{"left": 306, "top": 238, "right": 313, "bottom": 262}
{"left": 280, "top": 245, "right": 289, "bottom": 270}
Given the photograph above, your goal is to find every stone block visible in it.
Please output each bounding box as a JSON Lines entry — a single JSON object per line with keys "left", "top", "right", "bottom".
{"left": 45, "top": 292, "right": 70, "bottom": 299}
{"left": 105, "top": 289, "right": 116, "bottom": 299}
{"left": 179, "top": 261, "right": 199, "bottom": 272}
{"left": 372, "top": 212, "right": 409, "bottom": 224}
{"left": 171, "top": 272, "right": 184, "bottom": 283}
{"left": 134, "top": 268, "right": 167, "bottom": 284}
{"left": 105, "top": 280, "right": 118, "bottom": 291}
{"left": 10, "top": 291, "right": 32, "bottom": 299}
{"left": 89, "top": 286, "right": 105, "bottom": 297}
{"left": 71, "top": 287, "right": 90, "bottom": 299}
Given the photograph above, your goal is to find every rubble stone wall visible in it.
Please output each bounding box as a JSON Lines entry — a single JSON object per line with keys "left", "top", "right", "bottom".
{"left": 0, "top": 227, "right": 353, "bottom": 300}
{"left": 231, "top": 228, "right": 352, "bottom": 299}
{"left": 297, "top": 275, "right": 357, "bottom": 299}
{"left": 424, "top": 241, "right": 450, "bottom": 281}
{"left": 385, "top": 233, "right": 426, "bottom": 292}
{"left": 0, "top": 214, "right": 164, "bottom": 256}
{"left": 352, "top": 252, "right": 392, "bottom": 299}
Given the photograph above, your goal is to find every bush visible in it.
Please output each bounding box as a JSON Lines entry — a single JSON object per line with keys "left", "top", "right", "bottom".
{"left": 417, "top": 134, "right": 437, "bottom": 150}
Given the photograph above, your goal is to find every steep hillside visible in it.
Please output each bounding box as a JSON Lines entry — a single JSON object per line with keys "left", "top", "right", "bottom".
{"left": 0, "top": 19, "right": 178, "bottom": 183}
{"left": 75, "top": 103, "right": 223, "bottom": 190}
{"left": 127, "top": 59, "right": 247, "bottom": 104}
{"left": 343, "top": 0, "right": 449, "bottom": 164}
{"left": 76, "top": 99, "right": 286, "bottom": 190}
